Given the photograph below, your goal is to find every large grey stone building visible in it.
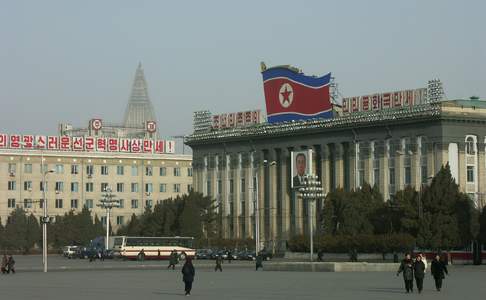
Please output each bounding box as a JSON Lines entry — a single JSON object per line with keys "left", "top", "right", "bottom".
{"left": 186, "top": 98, "right": 486, "bottom": 251}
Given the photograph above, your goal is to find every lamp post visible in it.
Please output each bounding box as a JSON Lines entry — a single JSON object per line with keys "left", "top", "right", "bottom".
{"left": 40, "top": 152, "right": 54, "bottom": 273}
{"left": 97, "top": 187, "right": 119, "bottom": 250}
{"left": 299, "top": 174, "right": 324, "bottom": 262}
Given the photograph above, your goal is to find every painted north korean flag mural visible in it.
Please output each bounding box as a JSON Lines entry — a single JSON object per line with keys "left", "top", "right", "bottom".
{"left": 262, "top": 66, "right": 332, "bottom": 123}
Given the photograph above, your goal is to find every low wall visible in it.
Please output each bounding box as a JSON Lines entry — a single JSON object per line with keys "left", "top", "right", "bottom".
{"left": 264, "top": 262, "right": 400, "bottom": 272}
{"left": 284, "top": 252, "right": 396, "bottom": 261}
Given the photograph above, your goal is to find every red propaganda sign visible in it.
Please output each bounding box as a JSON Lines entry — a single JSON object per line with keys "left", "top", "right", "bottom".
{"left": 10, "top": 135, "right": 21, "bottom": 149}
{"left": 219, "top": 114, "right": 227, "bottom": 128}
{"left": 165, "top": 140, "right": 175, "bottom": 154}
{"left": 212, "top": 115, "right": 220, "bottom": 129}
{"left": 404, "top": 90, "right": 414, "bottom": 106}
{"left": 351, "top": 97, "right": 359, "bottom": 112}
{"left": 227, "top": 113, "right": 236, "bottom": 128}
{"left": 372, "top": 94, "right": 381, "bottom": 110}
{"left": 382, "top": 93, "right": 391, "bottom": 108}
{"left": 60, "top": 136, "right": 71, "bottom": 151}
{"left": 96, "top": 138, "right": 107, "bottom": 152}
{"left": 108, "top": 138, "right": 119, "bottom": 152}
{"left": 72, "top": 137, "right": 84, "bottom": 151}
{"left": 85, "top": 137, "right": 95, "bottom": 151}
{"left": 119, "top": 139, "right": 130, "bottom": 152}
{"left": 0, "top": 134, "right": 8, "bottom": 148}
{"left": 131, "top": 139, "right": 142, "bottom": 153}
{"left": 244, "top": 111, "right": 252, "bottom": 124}
{"left": 35, "top": 136, "right": 47, "bottom": 149}
{"left": 143, "top": 139, "right": 153, "bottom": 153}
{"left": 392, "top": 92, "right": 402, "bottom": 107}
{"left": 361, "top": 96, "right": 370, "bottom": 111}
{"left": 342, "top": 98, "right": 350, "bottom": 113}
{"left": 22, "top": 135, "right": 34, "bottom": 149}
{"left": 155, "top": 140, "right": 165, "bottom": 153}
{"left": 236, "top": 112, "right": 244, "bottom": 126}
{"left": 47, "top": 136, "right": 58, "bottom": 150}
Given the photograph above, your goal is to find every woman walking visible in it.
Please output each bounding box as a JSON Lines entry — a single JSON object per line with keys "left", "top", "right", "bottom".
{"left": 431, "top": 254, "right": 448, "bottom": 291}
{"left": 413, "top": 255, "right": 426, "bottom": 293}
{"left": 181, "top": 257, "right": 195, "bottom": 296}
{"left": 397, "top": 253, "right": 414, "bottom": 293}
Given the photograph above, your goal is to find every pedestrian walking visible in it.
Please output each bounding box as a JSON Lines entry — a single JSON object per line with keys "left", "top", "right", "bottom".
{"left": 1, "top": 254, "right": 7, "bottom": 274}
{"left": 168, "top": 249, "right": 178, "bottom": 270}
{"left": 138, "top": 249, "right": 145, "bottom": 262}
{"left": 227, "top": 250, "right": 232, "bottom": 264}
{"left": 431, "top": 254, "right": 448, "bottom": 291}
{"left": 7, "top": 255, "right": 15, "bottom": 274}
{"left": 215, "top": 255, "right": 223, "bottom": 272}
{"left": 397, "top": 253, "right": 414, "bottom": 293}
{"left": 413, "top": 255, "right": 426, "bottom": 293}
{"left": 255, "top": 254, "right": 263, "bottom": 271}
{"left": 181, "top": 257, "right": 195, "bottom": 296}
{"left": 420, "top": 253, "right": 428, "bottom": 273}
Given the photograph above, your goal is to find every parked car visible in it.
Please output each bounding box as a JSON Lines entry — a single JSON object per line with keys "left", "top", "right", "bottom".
{"left": 62, "top": 246, "right": 79, "bottom": 259}
{"left": 211, "top": 250, "right": 228, "bottom": 260}
{"left": 195, "top": 249, "right": 213, "bottom": 260}
{"left": 258, "top": 249, "right": 273, "bottom": 261}
{"left": 236, "top": 250, "right": 256, "bottom": 261}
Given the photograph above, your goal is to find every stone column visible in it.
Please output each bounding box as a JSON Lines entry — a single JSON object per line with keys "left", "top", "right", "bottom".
{"left": 268, "top": 149, "right": 278, "bottom": 251}
{"left": 335, "top": 143, "right": 344, "bottom": 189}
{"left": 280, "top": 148, "right": 291, "bottom": 243}
{"left": 321, "top": 144, "right": 331, "bottom": 194}
{"left": 381, "top": 142, "right": 389, "bottom": 199}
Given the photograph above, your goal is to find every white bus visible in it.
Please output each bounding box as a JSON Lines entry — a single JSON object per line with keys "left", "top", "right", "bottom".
{"left": 112, "top": 236, "right": 196, "bottom": 260}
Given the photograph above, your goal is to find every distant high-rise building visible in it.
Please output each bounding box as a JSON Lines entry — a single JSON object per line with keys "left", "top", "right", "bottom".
{"left": 60, "top": 63, "right": 159, "bottom": 139}
{"left": 123, "top": 62, "right": 158, "bottom": 130}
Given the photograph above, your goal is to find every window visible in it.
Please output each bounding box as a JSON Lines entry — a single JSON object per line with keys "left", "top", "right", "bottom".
{"left": 55, "top": 181, "right": 64, "bottom": 192}
{"left": 24, "top": 164, "right": 32, "bottom": 174}
{"left": 71, "top": 182, "right": 79, "bottom": 192}
{"left": 118, "top": 199, "right": 124, "bottom": 209}
{"left": 146, "top": 199, "right": 153, "bottom": 208}
{"left": 131, "top": 183, "right": 139, "bottom": 193}
{"left": 187, "top": 168, "right": 193, "bottom": 177}
{"left": 40, "top": 163, "right": 48, "bottom": 174}
{"left": 8, "top": 198, "right": 16, "bottom": 208}
{"left": 173, "top": 167, "right": 181, "bottom": 176}
{"left": 24, "top": 181, "right": 32, "bottom": 191}
{"left": 39, "top": 199, "right": 44, "bottom": 209}
{"left": 187, "top": 184, "right": 193, "bottom": 193}
{"left": 24, "top": 199, "right": 32, "bottom": 209}
{"left": 71, "top": 199, "right": 78, "bottom": 209}
{"left": 101, "top": 183, "right": 109, "bottom": 192}
{"left": 131, "top": 199, "right": 139, "bottom": 209}
{"left": 467, "top": 166, "right": 475, "bottom": 183}
{"left": 159, "top": 183, "right": 167, "bottom": 193}
{"left": 466, "top": 137, "right": 475, "bottom": 155}
{"left": 174, "top": 183, "right": 181, "bottom": 193}
{"left": 101, "top": 216, "right": 107, "bottom": 225}
{"left": 101, "top": 165, "right": 109, "bottom": 175}
{"left": 145, "top": 166, "right": 153, "bottom": 176}
{"left": 55, "top": 164, "right": 64, "bottom": 174}
{"left": 86, "top": 165, "right": 94, "bottom": 176}
{"left": 116, "top": 216, "right": 125, "bottom": 225}
{"left": 116, "top": 183, "right": 124, "bottom": 193}
{"left": 55, "top": 199, "right": 63, "bottom": 209}
{"left": 8, "top": 163, "right": 16, "bottom": 175}
{"left": 145, "top": 183, "right": 153, "bottom": 193}
{"left": 71, "top": 164, "right": 79, "bottom": 175}
{"left": 85, "top": 199, "right": 93, "bottom": 209}
{"left": 117, "top": 165, "right": 124, "bottom": 175}
{"left": 159, "top": 167, "right": 167, "bottom": 176}
{"left": 229, "top": 179, "right": 234, "bottom": 194}
{"left": 404, "top": 167, "right": 411, "bottom": 186}
{"left": 86, "top": 182, "right": 94, "bottom": 192}
{"left": 217, "top": 180, "right": 222, "bottom": 194}
{"left": 8, "top": 181, "right": 16, "bottom": 191}
{"left": 131, "top": 165, "right": 138, "bottom": 176}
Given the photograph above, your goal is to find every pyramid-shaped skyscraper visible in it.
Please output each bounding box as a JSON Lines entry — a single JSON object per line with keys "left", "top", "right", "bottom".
{"left": 123, "top": 62, "right": 158, "bottom": 129}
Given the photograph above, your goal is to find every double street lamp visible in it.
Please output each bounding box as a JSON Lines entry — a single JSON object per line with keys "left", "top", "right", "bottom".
{"left": 298, "top": 174, "right": 324, "bottom": 262}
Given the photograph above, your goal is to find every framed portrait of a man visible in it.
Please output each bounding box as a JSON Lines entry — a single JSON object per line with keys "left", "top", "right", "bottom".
{"left": 291, "top": 149, "right": 312, "bottom": 189}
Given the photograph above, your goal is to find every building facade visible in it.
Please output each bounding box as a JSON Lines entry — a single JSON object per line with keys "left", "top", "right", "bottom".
{"left": 0, "top": 149, "right": 192, "bottom": 229}
{"left": 186, "top": 99, "right": 486, "bottom": 251}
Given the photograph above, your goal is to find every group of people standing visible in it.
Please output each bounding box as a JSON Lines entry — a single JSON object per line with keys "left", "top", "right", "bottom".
{"left": 397, "top": 253, "right": 449, "bottom": 293}
{"left": 1, "top": 254, "right": 15, "bottom": 274}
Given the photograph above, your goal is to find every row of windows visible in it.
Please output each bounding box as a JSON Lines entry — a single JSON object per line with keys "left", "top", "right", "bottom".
{"left": 6, "top": 197, "right": 184, "bottom": 212}
{"left": 5, "top": 163, "right": 192, "bottom": 177}
{"left": 6, "top": 181, "right": 191, "bottom": 193}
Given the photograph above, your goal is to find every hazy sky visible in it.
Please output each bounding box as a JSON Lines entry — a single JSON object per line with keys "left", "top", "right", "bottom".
{"left": 1, "top": 0, "right": 485, "bottom": 139}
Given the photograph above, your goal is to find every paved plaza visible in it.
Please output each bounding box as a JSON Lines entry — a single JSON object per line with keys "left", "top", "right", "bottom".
{"left": 1, "top": 256, "right": 485, "bottom": 299}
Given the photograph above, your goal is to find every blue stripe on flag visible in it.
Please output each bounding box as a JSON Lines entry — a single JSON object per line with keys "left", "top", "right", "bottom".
{"left": 262, "top": 67, "right": 331, "bottom": 88}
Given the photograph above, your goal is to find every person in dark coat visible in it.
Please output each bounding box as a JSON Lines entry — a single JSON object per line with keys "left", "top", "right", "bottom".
{"left": 431, "top": 254, "right": 448, "bottom": 291}
{"left": 215, "top": 255, "right": 223, "bottom": 272}
{"left": 168, "top": 250, "right": 178, "bottom": 270}
{"left": 7, "top": 255, "right": 15, "bottom": 274}
{"left": 397, "top": 253, "right": 414, "bottom": 293}
{"left": 181, "top": 257, "right": 195, "bottom": 296}
{"left": 255, "top": 254, "right": 263, "bottom": 271}
{"left": 1, "top": 254, "right": 8, "bottom": 274}
{"left": 413, "top": 255, "right": 426, "bottom": 293}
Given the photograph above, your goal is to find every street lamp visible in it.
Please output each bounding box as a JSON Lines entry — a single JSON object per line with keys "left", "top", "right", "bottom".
{"left": 299, "top": 174, "right": 324, "bottom": 262}
{"left": 40, "top": 160, "right": 54, "bottom": 273}
{"left": 97, "top": 187, "right": 120, "bottom": 250}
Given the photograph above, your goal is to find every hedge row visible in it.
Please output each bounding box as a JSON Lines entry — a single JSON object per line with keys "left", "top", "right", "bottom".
{"left": 288, "top": 234, "right": 416, "bottom": 253}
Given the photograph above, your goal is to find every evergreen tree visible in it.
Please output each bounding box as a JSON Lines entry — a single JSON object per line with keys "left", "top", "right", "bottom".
{"left": 479, "top": 206, "right": 486, "bottom": 244}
